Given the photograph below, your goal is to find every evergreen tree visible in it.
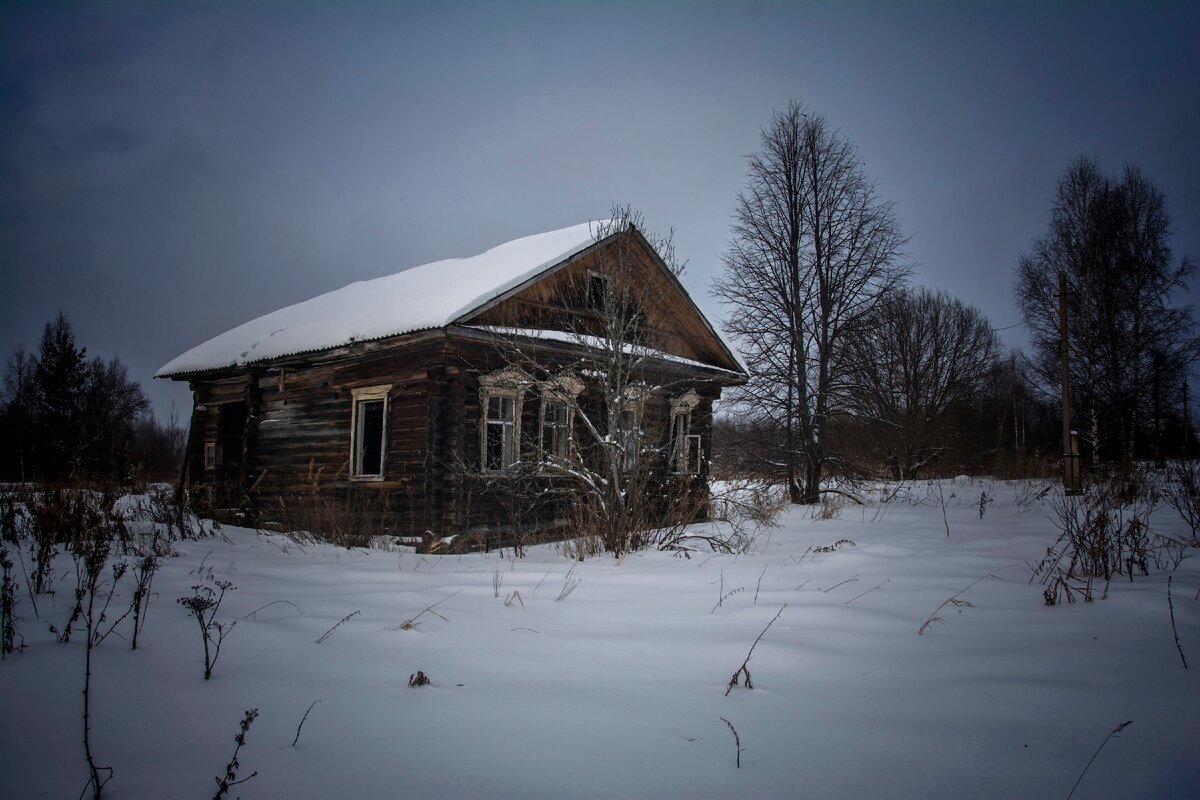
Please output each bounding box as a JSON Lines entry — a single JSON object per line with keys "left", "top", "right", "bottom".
{"left": 33, "top": 312, "right": 88, "bottom": 479}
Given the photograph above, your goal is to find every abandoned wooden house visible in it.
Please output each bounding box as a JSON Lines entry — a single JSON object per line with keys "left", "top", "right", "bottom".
{"left": 157, "top": 221, "right": 747, "bottom": 545}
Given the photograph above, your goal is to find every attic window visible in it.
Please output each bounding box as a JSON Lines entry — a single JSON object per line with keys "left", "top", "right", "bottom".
{"left": 587, "top": 270, "right": 609, "bottom": 313}
{"left": 351, "top": 385, "right": 391, "bottom": 479}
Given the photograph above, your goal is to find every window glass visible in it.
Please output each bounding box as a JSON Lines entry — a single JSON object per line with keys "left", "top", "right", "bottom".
{"left": 671, "top": 411, "right": 703, "bottom": 474}
{"left": 541, "top": 399, "right": 571, "bottom": 461}
{"left": 485, "top": 395, "right": 516, "bottom": 470}
{"left": 355, "top": 399, "right": 385, "bottom": 476}
{"left": 587, "top": 272, "right": 608, "bottom": 312}
{"left": 617, "top": 406, "right": 640, "bottom": 471}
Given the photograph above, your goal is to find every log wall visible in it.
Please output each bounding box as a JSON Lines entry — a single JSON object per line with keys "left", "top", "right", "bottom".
{"left": 185, "top": 331, "right": 725, "bottom": 546}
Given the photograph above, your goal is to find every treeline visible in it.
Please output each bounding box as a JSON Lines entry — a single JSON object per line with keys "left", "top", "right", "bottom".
{"left": 712, "top": 103, "right": 1197, "bottom": 493}
{"left": 1, "top": 312, "right": 184, "bottom": 483}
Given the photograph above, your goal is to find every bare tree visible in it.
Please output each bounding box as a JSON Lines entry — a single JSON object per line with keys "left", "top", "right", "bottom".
{"left": 466, "top": 208, "right": 722, "bottom": 555}
{"left": 1, "top": 347, "right": 37, "bottom": 481}
{"left": 841, "top": 288, "right": 1000, "bottom": 478}
{"left": 714, "top": 102, "right": 909, "bottom": 502}
{"left": 1015, "top": 158, "right": 1198, "bottom": 466}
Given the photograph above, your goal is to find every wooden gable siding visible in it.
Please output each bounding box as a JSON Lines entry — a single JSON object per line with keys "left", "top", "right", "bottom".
{"left": 467, "top": 233, "right": 736, "bottom": 372}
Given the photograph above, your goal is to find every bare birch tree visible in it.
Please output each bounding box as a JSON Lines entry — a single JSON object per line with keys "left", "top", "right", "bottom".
{"left": 1015, "top": 158, "right": 1198, "bottom": 465}
{"left": 714, "top": 102, "right": 908, "bottom": 503}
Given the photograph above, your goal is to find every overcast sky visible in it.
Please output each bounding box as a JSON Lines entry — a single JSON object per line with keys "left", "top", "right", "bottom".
{"left": 2, "top": 1, "right": 1198, "bottom": 420}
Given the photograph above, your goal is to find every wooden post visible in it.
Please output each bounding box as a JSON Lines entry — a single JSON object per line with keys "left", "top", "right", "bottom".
{"left": 1059, "top": 272, "right": 1082, "bottom": 495}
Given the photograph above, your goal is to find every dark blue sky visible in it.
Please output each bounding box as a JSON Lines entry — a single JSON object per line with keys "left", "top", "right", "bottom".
{"left": 2, "top": 1, "right": 1197, "bottom": 419}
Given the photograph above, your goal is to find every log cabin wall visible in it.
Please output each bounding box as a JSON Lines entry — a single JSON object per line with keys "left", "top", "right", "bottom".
{"left": 187, "top": 336, "right": 444, "bottom": 532}
{"left": 440, "top": 333, "right": 724, "bottom": 543}
{"left": 183, "top": 330, "right": 726, "bottom": 545}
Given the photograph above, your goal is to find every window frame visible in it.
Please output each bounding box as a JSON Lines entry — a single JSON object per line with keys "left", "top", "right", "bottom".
{"left": 613, "top": 386, "right": 648, "bottom": 473}
{"left": 350, "top": 385, "right": 391, "bottom": 481}
{"left": 479, "top": 368, "right": 530, "bottom": 474}
{"left": 586, "top": 269, "right": 610, "bottom": 313}
{"left": 670, "top": 390, "right": 702, "bottom": 475}
{"left": 536, "top": 375, "right": 582, "bottom": 470}
{"left": 539, "top": 396, "right": 574, "bottom": 466}
{"left": 483, "top": 391, "right": 520, "bottom": 472}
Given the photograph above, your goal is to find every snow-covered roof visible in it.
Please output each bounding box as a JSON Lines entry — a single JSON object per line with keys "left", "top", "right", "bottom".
{"left": 157, "top": 221, "right": 608, "bottom": 377}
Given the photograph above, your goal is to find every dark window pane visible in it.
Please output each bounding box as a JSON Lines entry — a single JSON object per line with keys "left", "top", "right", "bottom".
{"left": 358, "top": 399, "right": 384, "bottom": 476}
{"left": 588, "top": 273, "right": 607, "bottom": 312}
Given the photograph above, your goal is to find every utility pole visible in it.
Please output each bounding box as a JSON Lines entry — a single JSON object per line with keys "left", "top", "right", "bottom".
{"left": 1185, "top": 380, "right": 1191, "bottom": 458}
{"left": 1153, "top": 351, "right": 1164, "bottom": 468}
{"left": 1059, "top": 272, "right": 1082, "bottom": 494}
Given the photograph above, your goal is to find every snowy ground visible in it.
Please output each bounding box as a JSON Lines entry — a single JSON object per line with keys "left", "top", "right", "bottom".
{"left": 2, "top": 479, "right": 1198, "bottom": 799}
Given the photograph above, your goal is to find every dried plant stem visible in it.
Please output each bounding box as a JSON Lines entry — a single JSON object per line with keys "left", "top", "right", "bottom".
{"left": 81, "top": 580, "right": 113, "bottom": 800}
{"left": 1066, "top": 720, "right": 1132, "bottom": 800}
{"left": 823, "top": 574, "right": 859, "bottom": 593}
{"left": 938, "top": 482, "right": 951, "bottom": 538}
{"left": 532, "top": 558, "right": 558, "bottom": 594}
{"left": 719, "top": 717, "right": 744, "bottom": 768}
{"left": 845, "top": 579, "right": 891, "bottom": 605}
{"left": 918, "top": 565, "right": 1017, "bottom": 635}
{"left": 1168, "top": 576, "right": 1187, "bottom": 669}
{"left": 291, "top": 700, "right": 320, "bottom": 747}
{"left": 314, "top": 610, "right": 360, "bottom": 645}
{"left": 212, "top": 709, "right": 259, "bottom": 800}
{"left": 725, "top": 603, "right": 786, "bottom": 696}
{"left": 401, "top": 590, "right": 461, "bottom": 629}
{"left": 753, "top": 563, "right": 768, "bottom": 605}
{"left": 244, "top": 600, "right": 303, "bottom": 620}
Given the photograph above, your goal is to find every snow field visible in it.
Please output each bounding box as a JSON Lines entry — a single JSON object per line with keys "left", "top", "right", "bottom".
{"left": 1, "top": 480, "right": 1197, "bottom": 799}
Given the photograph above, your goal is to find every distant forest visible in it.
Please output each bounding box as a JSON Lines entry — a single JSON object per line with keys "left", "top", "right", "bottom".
{"left": 1, "top": 312, "right": 183, "bottom": 483}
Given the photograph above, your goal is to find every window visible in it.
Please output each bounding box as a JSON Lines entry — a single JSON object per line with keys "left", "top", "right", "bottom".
{"left": 479, "top": 368, "right": 531, "bottom": 473}
{"left": 670, "top": 390, "right": 702, "bottom": 474}
{"left": 540, "top": 398, "right": 572, "bottom": 462}
{"left": 204, "top": 442, "right": 218, "bottom": 469}
{"left": 671, "top": 412, "right": 701, "bottom": 474}
{"left": 351, "top": 385, "right": 391, "bottom": 479}
{"left": 587, "top": 270, "right": 609, "bottom": 313}
{"left": 485, "top": 394, "right": 518, "bottom": 470}
{"left": 617, "top": 405, "right": 640, "bottom": 471}
{"left": 609, "top": 397, "right": 645, "bottom": 472}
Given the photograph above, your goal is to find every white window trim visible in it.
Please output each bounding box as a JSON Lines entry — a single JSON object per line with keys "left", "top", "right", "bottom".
{"left": 480, "top": 368, "right": 531, "bottom": 473}
{"left": 350, "top": 384, "right": 391, "bottom": 481}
